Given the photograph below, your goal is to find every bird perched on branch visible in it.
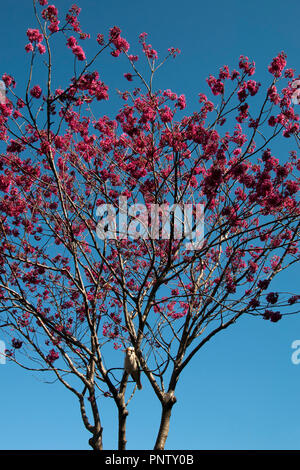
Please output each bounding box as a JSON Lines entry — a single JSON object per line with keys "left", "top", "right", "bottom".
{"left": 124, "top": 347, "right": 142, "bottom": 390}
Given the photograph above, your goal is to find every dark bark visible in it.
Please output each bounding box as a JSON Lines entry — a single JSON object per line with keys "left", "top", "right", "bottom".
{"left": 154, "top": 392, "right": 177, "bottom": 450}
{"left": 117, "top": 370, "right": 129, "bottom": 450}
{"left": 89, "top": 427, "right": 103, "bottom": 450}
{"left": 118, "top": 407, "right": 129, "bottom": 450}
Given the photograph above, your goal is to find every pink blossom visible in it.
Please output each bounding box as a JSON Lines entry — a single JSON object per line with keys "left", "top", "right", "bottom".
{"left": 268, "top": 85, "right": 281, "bottom": 104}
{"left": 231, "top": 69, "right": 240, "bottom": 80}
{"left": 266, "top": 292, "right": 279, "bottom": 304}
{"left": 109, "top": 26, "right": 129, "bottom": 56}
{"left": 163, "top": 89, "right": 177, "bottom": 100}
{"left": 97, "top": 33, "right": 104, "bottom": 45}
{"left": 72, "top": 45, "right": 86, "bottom": 61}
{"left": 67, "top": 36, "right": 77, "bottom": 48}
{"left": 49, "top": 20, "right": 60, "bottom": 33}
{"left": 139, "top": 32, "right": 147, "bottom": 42}
{"left": 17, "top": 98, "right": 25, "bottom": 108}
{"left": 37, "top": 43, "right": 46, "bottom": 54}
{"left": 30, "top": 85, "right": 42, "bottom": 98}
{"left": 142, "top": 42, "right": 157, "bottom": 60}
{"left": 0, "top": 175, "right": 11, "bottom": 192}
{"left": 46, "top": 349, "right": 59, "bottom": 364}
{"left": 246, "top": 79, "right": 260, "bottom": 96}
{"left": 168, "top": 47, "right": 180, "bottom": 58}
{"left": 12, "top": 338, "right": 23, "bottom": 349}
{"left": 2, "top": 73, "right": 16, "bottom": 88}
{"left": 111, "top": 49, "right": 120, "bottom": 57}
{"left": 288, "top": 296, "right": 300, "bottom": 305}
{"left": 124, "top": 73, "right": 133, "bottom": 81}
{"left": 109, "top": 26, "right": 121, "bottom": 39}
{"left": 239, "top": 55, "right": 255, "bottom": 75}
{"left": 27, "top": 28, "right": 43, "bottom": 43}
{"left": 268, "top": 116, "right": 277, "bottom": 127}
{"left": 258, "top": 279, "right": 270, "bottom": 290}
{"left": 159, "top": 106, "right": 173, "bottom": 123}
{"left": 25, "top": 43, "right": 34, "bottom": 53}
{"left": 237, "top": 83, "right": 247, "bottom": 102}
{"left": 128, "top": 54, "right": 138, "bottom": 62}
{"left": 285, "top": 68, "right": 295, "bottom": 78}
{"left": 176, "top": 94, "right": 186, "bottom": 110}
{"left": 268, "top": 52, "right": 287, "bottom": 78}
{"left": 271, "top": 312, "right": 282, "bottom": 322}
{"left": 219, "top": 65, "right": 230, "bottom": 80}
{"left": 42, "top": 4, "right": 58, "bottom": 21}
{"left": 206, "top": 75, "right": 224, "bottom": 96}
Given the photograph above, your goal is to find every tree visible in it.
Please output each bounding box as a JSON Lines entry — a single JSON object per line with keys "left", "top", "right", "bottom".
{"left": 0, "top": 0, "right": 299, "bottom": 451}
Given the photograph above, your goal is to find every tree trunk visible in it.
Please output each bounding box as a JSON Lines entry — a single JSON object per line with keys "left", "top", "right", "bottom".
{"left": 118, "top": 407, "right": 129, "bottom": 450}
{"left": 154, "top": 402, "right": 174, "bottom": 450}
{"left": 88, "top": 427, "right": 103, "bottom": 450}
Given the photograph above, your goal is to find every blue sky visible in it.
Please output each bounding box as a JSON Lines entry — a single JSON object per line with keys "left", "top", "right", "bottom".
{"left": 0, "top": 0, "right": 300, "bottom": 450}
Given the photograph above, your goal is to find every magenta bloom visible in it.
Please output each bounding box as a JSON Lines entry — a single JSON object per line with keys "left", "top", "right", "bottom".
{"left": 30, "top": 85, "right": 42, "bottom": 98}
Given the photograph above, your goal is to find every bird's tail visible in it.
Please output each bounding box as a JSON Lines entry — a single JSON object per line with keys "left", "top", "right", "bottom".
{"left": 134, "top": 373, "right": 142, "bottom": 390}
{"left": 137, "top": 380, "right": 142, "bottom": 390}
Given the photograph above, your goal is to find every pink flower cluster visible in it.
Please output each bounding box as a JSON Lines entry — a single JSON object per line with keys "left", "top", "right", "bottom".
{"left": 97, "top": 33, "right": 104, "bottom": 45}
{"left": 268, "top": 85, "right": 281, "bottom": 104}
{"left": 74, "top": 71, "right": 109, "bottom": 101}
{"left": 124, "top": 73, "right": 133, "bottom": 82}
{"left": 67, "top": 36, "right": 86, "bottom": 61}
{"left": 26, "top": 28, "right": 46, "bottom": 54}
{"left": 12, "top": 338, "right": 23, "bottom": 349}
{"left": 239, "top": 55, "right": 255, "bottom": 76}
{"left": 168, "top": 47, "right": 181, "bottom": 58}
{"left": 0, "top": 174, "right": 11, "bottom": 192}
{"left": 159, "top": 106, "right": 174, "bottom": 123}
{"left": 263, "top": 310, "right": 282, "bottom": 322}
{"left": 109, "top": 26, "right": 129, "bottom": 57}
{"left": 266, "top": 292, "right": 279, "bottom": 304}
{"left": 66, "top": 4, "right": 81, "bottom": 33}
{"left": 268, "top": 52, "right": 287, "bottom": 78}
{"left": 206, "top": 75, "right": 224, "bottom": 96}
{"left": 46, "top": 348, "right": 59, "bottom": 364}
{"left": 163, "top": 89, "right": 186, "bottom": 110}
{"left": 2, "top": 73, "right": 16, "bottom": 88}
{"left": 30, "top": 85, "right": 42, "bottom": 99}
{"left": 41, "top": 4, "right": 60, "bottom": 33}
{"left": 139, "top": 32, "right": 158, "bottom": 60}
{"left": 27, "top": 28, "right": 43, "bottom": 43}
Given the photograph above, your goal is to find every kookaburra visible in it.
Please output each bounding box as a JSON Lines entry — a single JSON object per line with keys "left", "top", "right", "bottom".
{"left": 124, "top": 347, "right": 142, "bottom": 390}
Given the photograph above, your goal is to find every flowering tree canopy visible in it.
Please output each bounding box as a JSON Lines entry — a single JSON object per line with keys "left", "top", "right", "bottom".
{"left": 0, "top": 0, "right": 299, "bottom": 450}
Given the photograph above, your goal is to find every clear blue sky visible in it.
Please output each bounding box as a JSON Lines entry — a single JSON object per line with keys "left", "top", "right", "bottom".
{"left": 0, "top": 0, "right": 300, "bottom": 450}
